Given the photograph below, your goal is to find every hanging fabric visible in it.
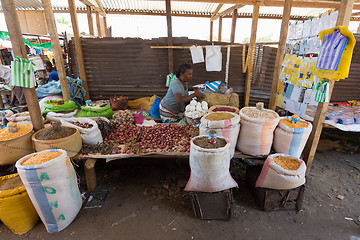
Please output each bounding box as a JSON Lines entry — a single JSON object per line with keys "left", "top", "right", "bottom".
{"left": 225, "top": 45, "right": 231, "bottom": 84}
{"left": 11, "top": 57, "right": 36, "bottom": 88}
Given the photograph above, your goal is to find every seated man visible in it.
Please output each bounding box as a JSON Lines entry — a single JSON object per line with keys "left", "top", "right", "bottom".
{"left": 45, "top": 61, "right": 59, "bottom": 82}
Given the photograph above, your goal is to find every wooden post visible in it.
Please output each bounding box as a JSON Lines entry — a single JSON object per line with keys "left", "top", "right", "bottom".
{"left": 86, "top": 6, "right": 94, "bottom": 36}
{"left": 302, "top": 0, "right": 354, "bottom": 175}
{"left": 357, "top": 23, "right": 360, "bottom": 34}
{"left": 243, "top": 0, "right": 260, "bottom": 107}
{"left": 165, "top": 0, "right": 174, "bottom": 73}
{"left": 103, "top": 16, "right": 108, "bottom": 37}
{"left": 268, "top": 0, "right": 292, "bottom": 110}
{"left": 95, "top": 12, "right": 102, "bottom": 37}
{"left": 218, "top": 16, "right": 223, "bottom": 42}
{"left": 68, "top": 0, "right": 90, "bottom": 100}
{"left": 1, "top": 0, "right": 44, "bottom": 131}
{"left": 230, "top": 9, "right": 237, "bottom": 43}
{"left": 42, "top": 0, "right": 71, "bottom": 101}
{"left": 84, "top": 158, "right": 97, "bottom": 191}
{"left": 210, "top": 19, "right": 213, "bottom": 42}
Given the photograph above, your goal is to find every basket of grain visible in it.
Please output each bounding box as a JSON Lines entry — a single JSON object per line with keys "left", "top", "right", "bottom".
{"left": 237, "top": 102, "right": 279, "bottom": 156}
{"left": 0, "top": 173, "right": 39, "bottom": 235}
{"left": 0, "top": 123, "right": 34, "bottom": 165}
{"left": 31, "top": 122, "right": 82, "bottom": 157}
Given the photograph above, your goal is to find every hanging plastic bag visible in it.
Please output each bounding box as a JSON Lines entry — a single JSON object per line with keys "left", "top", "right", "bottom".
{"left": 205, "top": 46, "right": 222, "bottom": 72}
{"left": 189, "top": 45, "right": 204, "bottom": 64}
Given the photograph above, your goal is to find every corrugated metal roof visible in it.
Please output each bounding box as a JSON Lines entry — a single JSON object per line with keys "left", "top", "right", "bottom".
{"left": 0, "top": 0, "right": 358, "bottom": 20}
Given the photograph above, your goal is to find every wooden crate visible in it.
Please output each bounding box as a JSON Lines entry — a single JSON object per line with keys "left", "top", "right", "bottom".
{"left": 246, "top": 165, "right": 305, "bottom": 212}
{"left": 190, "top": 189, "right": 233, "bottom": 220}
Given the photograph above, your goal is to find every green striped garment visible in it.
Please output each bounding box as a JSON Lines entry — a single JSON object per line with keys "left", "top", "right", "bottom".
{"left": 11, "top": 57, "right": 36, "bottom": 88}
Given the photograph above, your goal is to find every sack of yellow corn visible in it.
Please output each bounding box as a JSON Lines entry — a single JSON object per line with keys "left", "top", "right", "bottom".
{"left": 15, "top": 149, "right": 82, "bottom": 233}
{"left": 255, "top": 153, "right": 306, "bottom": 190}
{"left": 0, "top": 173, "right": 39, "bottom": 235}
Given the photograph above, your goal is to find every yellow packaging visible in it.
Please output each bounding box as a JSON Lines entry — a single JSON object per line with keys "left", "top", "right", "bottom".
{"left": 0, "top": 173, "right": 39, "bottom": 235}
{"left": 315, "top": 26, "right": 356, "bottom": 81}
{"left": 127, "top": 95, "right": 160, "bottom": 112}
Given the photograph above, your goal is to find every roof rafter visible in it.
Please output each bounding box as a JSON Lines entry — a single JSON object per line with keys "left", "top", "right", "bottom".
{"left": 211, "top": 4, "right": 244, "bottom": 21}
{"left": 211, "top": 3, "right": 224, "bottom": 19}
{"left": 78, "top": 0, "right": 106, "bottom": 17}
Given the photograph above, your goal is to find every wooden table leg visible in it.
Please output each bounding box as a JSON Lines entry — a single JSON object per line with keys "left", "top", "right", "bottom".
{"left": 84, "top": 158, "right": 97, "bottom": 191}
{"left": 0, "top": 94, "right": 4, "bottom": 108}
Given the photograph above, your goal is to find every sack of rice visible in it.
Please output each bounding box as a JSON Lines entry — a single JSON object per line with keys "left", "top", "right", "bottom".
{"left": 237, "top": 103, "right": 279, "bottom": 156}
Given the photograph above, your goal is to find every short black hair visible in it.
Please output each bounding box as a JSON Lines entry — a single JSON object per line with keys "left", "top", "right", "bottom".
{"left": 176, "top": 64, "right": 192, "bottom": 78}
{"left": 45, "top": 61, "right": 53, "bottom": 67}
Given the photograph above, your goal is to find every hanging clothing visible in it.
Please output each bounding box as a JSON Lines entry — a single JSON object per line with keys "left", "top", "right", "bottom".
{"left": 316, "top": 28, "right": 348, "bottom": 71}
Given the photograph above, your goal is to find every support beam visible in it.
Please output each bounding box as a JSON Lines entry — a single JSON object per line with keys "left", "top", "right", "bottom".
{"left": 1, "top": 0, "right": 44, "bottom": 131}
{"left": 269, "top": 0, "right": 292, "bottom": 110}
{"left": 210, "top": 19, "right": 213, "bottom": 42}
{"left": 243, "top": 0, "right": 260, "bottom": 106}
{"left": 211, "top": 4, "right": 244, "bottom": 21}
{"left": 358, "top": 23, "right": 360, "bottom": 33}
{"left": 230, "top": 9, "right": 238, "bottom": 43}
{"left": 94, "top": 0, "right": 106, "bottom": 15}
{"left": 302, "top": 0, "right": 354, "bottom": 175}
{"left": 166, "top": 0, "right": 174, "bottom": 74}
{"left": 86, "top": 6, "right": 94, "bottom": 36}
{"left": 218, "top": 16, "right": 223, "bottom": 42}
{"left": 84, "top": 158, "right": 97, "bottom": 191}
{"left": 95, "top": 12, "right": 102, "bottom": 37}
{"left": 103, "top": 16, "right": 108, "bottom": 37}
{"left": 42, "top": 0, "right": 70, "bottom": 101}
{"left": 79, "top": 0, "right": 105, "bottom": 17}
{"left": 68, "top": 0, "right": 90, "bottom": 100}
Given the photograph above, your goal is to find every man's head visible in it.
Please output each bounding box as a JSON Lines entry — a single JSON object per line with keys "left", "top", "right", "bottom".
{"left": 45, "top": 61, "right": 53, "bottom": 73}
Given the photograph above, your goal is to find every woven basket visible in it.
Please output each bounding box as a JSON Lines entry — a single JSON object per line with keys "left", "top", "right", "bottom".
{"left": 32, "top": 126, "right": 82, "bottom": 157}
{"left": 0, "top": 129, "right": 34, "bottom": 166}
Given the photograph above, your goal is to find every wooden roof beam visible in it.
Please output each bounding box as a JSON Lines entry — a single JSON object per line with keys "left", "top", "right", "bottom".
{"left": 211, "top": 3, "right": 224, "bottom": 19}
{"left": 211, "top": 4, "right": 244, "bottom": 21}
{"left": 94, "top": 0, "right": 106, "bottom": 15}
{"left": 79, "top": 0, "right": 105, "bottom": 17}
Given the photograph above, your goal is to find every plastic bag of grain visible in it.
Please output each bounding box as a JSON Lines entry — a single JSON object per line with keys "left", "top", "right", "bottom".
{"left": 256, "top": 153, "right": 306, "bottom": 190}
{"left": 237, "top": 103, "right": 279, "bottom": 156}
{"left": 199, "top": 112, "right": 240, "bottom": 158}
{"left": 0, "top": 173, "right": 39, "bottom": 235}
{"left": 185, "top": 136, "right": 238, "bottom": 192}
{"left": 273, "top": 116, "right": 313, "bottom": 158}
{"left": 15, "top": 149, "right": 82, "bottom": 233}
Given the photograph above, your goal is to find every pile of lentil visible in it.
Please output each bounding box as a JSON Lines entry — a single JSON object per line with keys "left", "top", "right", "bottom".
{"left": 0, "top": 175, "right": 23, "bottom": 191}
{"left": 21, "top": 151, "right": 63, "bottom": 166}
{"left": 280, "top": 118, "right": 309, "bottom": 128}
{"left": 205, "top": 112, "right": 234, "bottom": 121}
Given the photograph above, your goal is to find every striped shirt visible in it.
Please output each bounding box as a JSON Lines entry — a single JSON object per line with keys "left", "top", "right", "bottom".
{"left": 316, "top": 29, "right": 348, "bottom": 71}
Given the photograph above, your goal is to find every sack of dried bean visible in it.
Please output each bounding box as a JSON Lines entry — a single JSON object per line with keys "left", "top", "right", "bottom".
{"left": 273, "top": 116, "right": 312, "bottom": 158}
{"left": 237, "top": 104, "right": 279, "bottom": 156}
{"left": 15, "top": 149, "right": 82, "bottom": 233}
{"left": 60, "top": 117, "right": 103, "bottom": 145}
{"left": 185, "top": 136, "right": 238, "bottom": 192}
{"left": 200, "top": 112, "right": 240, "bottom": 157}
{"left": 256, "top": 154, "right": 306, "bottom": 190}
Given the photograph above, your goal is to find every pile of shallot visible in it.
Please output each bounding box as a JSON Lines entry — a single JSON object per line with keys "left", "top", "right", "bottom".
{"left": 140, "top": 124, "right": 191, "bottom": 153}
{"left": 104, "top": 123, "right": 140, "bottom": 144}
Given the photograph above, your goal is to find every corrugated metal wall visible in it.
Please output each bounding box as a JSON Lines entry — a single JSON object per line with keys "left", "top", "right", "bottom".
{"left": 69, "top": 37, "right": 359, "bottom": 106}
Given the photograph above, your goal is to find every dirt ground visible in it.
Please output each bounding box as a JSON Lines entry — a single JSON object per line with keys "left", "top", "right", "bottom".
{"left": 0, "top": 138, "right": 359, "bottom": 240}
